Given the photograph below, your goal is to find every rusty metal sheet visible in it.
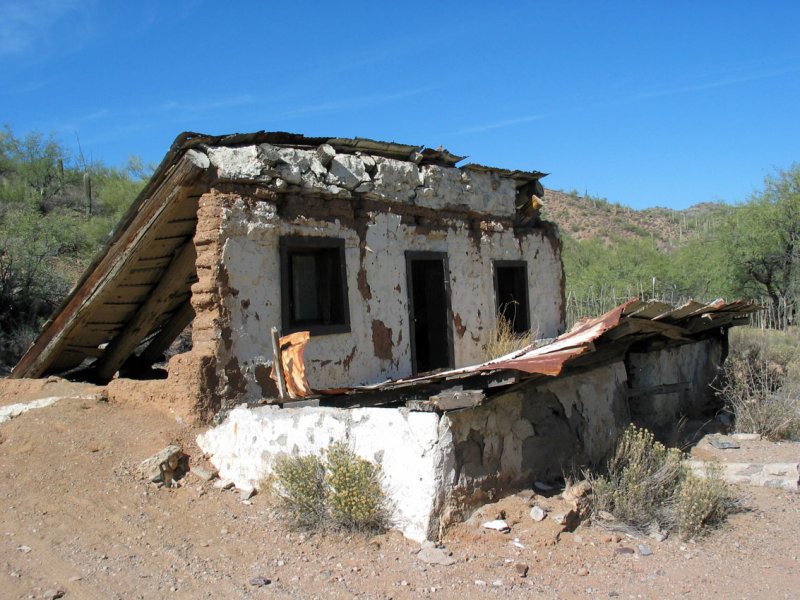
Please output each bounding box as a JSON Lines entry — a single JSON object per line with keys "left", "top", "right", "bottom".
{"left": 628, "top": 301, "right": 675, "bottom": 320}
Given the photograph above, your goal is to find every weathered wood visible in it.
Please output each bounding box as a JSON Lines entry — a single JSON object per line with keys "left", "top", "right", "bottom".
{"left": 429, "top": 389, "right": 485, "bottom": 411}
{"left": 136, "top": 299, "right": 195, "bottom": 366}
{"left": 93, "top": 241, "right": 197, "bottom": 380}
{"left": 11, "top": 150, "right": 208, "bottom": 379}
{"left": 486, "top": 371, "right": 519, "bottom": 388}
{"left": 271, "top": 327, "right": 288, "bottom": 400}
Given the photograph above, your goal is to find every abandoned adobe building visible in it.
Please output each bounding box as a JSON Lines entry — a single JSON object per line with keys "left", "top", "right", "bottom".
{"left": 11, "top": 131, "right": 758, "bottom": 540}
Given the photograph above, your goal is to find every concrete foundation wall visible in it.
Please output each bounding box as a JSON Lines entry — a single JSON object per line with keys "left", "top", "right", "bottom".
{"left": 196, "top": 405, "right": 455, "bottom": 542}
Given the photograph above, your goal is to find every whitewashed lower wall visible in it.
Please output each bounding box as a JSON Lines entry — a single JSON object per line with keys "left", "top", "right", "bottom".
{"left": 196, "top": 405, "right": 455, "bottom": 542}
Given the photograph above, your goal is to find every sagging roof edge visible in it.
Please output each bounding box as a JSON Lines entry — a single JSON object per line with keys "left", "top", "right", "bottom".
{"left": 11, "top": 131, "right": 549, "bottom": 379}
{"left": 307, "top": 298, "right": 762, "bottom": 407}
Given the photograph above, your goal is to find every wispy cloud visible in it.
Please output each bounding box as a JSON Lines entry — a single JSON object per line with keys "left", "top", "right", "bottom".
{"left": 276, "top": 87, "right": 437, "bottom": 120}
{"left": 449, "top": 114, "right": 547, "bottom": 136}
{"left": 627, "top": 64, "right": 800, "bottom": 103}
{"left": 0, "top": 0, "right": 84, "bottom": 57}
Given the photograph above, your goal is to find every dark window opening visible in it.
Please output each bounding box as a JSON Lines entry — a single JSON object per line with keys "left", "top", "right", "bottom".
{"left": 406, "top": 252, "right": 454, "bottom": 374}
{"left": 494, "top": 261, "right": 530, "bottom": 333}
{"left": 280, "top": 236, "right": 350, "bottom": 336}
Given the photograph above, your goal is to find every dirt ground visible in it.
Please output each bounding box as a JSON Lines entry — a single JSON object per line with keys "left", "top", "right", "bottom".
{"left": 1, "top": 378, "right": 799, "bottom": 600}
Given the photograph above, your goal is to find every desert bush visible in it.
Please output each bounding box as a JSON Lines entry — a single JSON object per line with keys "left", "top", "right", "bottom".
{"left": 719, "top": 327, "right": 800, "bottom": 440}
{"left": 272, "top": 453, "right": 326, "bottom": 528}
{"left": 677, "top": 465, "right": 735, "bottom": 539}
{"left": 326, "top": 442, "right": 387, "bottom": 531}
{"left": 270, "top": 442, "right": 387, "bottom": 532}
{"left": 590, "top": 425, "right": 736, "bottom": 539}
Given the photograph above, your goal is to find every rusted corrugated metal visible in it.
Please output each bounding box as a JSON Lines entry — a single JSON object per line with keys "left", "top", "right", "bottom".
{"left": 316, "top": 298, "right": 760, "bottom": 400}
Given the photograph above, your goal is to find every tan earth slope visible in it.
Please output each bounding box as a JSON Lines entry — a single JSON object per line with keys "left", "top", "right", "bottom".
{"left": 1, "top": 378, "right": 799, "bottom": 600}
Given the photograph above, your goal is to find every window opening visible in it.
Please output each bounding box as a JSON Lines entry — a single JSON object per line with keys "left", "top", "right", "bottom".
{"left": 494, "top": 261, "right": 530, "bottom": 333}
{"left": 280, "top": 236, "right": 350, "bottom": 336}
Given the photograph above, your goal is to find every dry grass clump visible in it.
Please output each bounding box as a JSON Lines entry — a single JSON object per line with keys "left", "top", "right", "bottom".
{"left": 590, "top": 425, "right": 737, "bottom": 539}
{"left": 719, "top": 327, "right": 800, "bottom": 440}
{"left": 482, "top": 312, "right": 535, "bottom": 361}
{"left": 269, "top": 442, "right": 388, "bottom": 533}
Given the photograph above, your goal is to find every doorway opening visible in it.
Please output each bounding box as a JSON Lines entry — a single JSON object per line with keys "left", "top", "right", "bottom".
{"left": 406, "top": 252, "right": 454, "bottom": 374}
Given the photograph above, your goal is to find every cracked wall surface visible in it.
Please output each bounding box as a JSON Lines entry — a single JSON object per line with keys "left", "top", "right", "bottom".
{"left": 181, "top": 142, "right": 564, "bottom": 402}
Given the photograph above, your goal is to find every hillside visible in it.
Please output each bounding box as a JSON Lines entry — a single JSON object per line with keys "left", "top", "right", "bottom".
{"left": 540, "top": 189, "right": 726, "bottom": 247}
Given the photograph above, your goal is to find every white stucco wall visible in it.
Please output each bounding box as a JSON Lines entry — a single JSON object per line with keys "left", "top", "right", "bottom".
{"left": 199, "top": 143, "right": 563, "bottom": 398}
{"left": 196, "top": 405, "right": 454, "bottom": 542}
{"left": 216, "top": 198, "right": 562, "bottom": 395}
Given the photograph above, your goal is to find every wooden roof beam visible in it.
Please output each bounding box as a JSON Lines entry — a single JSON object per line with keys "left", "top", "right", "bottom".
{"left": 92, "top": 241, "right": 197, "bottom": 381}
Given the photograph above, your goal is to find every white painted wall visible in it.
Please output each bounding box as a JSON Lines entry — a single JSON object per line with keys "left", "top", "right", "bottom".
{"left": 196, "top": 405, "right": 454, "bottom": 542}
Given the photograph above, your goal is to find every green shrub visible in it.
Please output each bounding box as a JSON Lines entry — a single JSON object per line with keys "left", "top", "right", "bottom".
{"left": 272, "top": 453, "right": 326, "bottom": 528}
{"left": 270, "top": 442, "right": 387, "bottom": 532}
{"left": 591, "top": 425, "right": 736, "bottom": 539}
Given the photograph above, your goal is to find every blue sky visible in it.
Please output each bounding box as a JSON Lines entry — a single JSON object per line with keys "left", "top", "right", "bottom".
{"left": 1, "top": 1, "right": 798, "bottom": 210}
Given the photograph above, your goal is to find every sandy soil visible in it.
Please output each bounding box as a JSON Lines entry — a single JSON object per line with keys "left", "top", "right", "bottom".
{"left": 1, "top": 378, "right": 799, "bottom": 600}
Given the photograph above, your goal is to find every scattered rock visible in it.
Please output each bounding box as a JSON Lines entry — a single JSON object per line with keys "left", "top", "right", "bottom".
{"left": 239, "top": 486, "right": 256, "bottom": 500}
{"left": 491, "top": 579, "right": 504, "bottom": 587}
{"left": 576, "top": 567, "right": 589, "bottom": 576}
{"left": 482, "top": 519, "right": 511, "bottom": 532}
{"left": 17, "top": 545, "right": 32, "bottom": 553}
{"left": 189, "top": 465, "right": 217, "bottom": 481}
{"left": 515, "top": 563, "right": 529, "bottom": 577}
{"left": 417, "top": 546, "right": 456, "bottom": 566}
{"left": 249, "top": 576, "right": 271, "bottom": 587}
{"left": 615, "top": 547, "right": 635, "bottom": 555}
{"left": 530, "top": 506, "right": 547, "bottom": 521}
{"left": 213, "top": 479, "right": 235, "bottom": 490}
{"left": 709, "top": 436, "right": 740, "bottom": 450}
{"left": 43, "top": 590, "right": 64, "bottom": 600}
{"left": 551, "top": 509, "right": 578, "bottom": 527}
{"left": 638, "top": 544, "right": 653, "bottom": 556}
{"left": 474, "top": 580, "right": 487, "bottom": 586}
{"left": 139, "top": 445, "right": 184, "bottom": 486}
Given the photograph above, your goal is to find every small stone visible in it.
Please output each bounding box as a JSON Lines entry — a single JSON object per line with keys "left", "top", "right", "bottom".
{"left": 277, "top": 560, "right": 285, "bottom": 567}
{"left": 515, "top": 563, "right": 529, "bottom": 577}
{"left": 400, "top": 580, "right": 409, "bottom": 586}
{"left": 482, "top": 519, "right": 510, "bottom": 532}
{"left": 316, "top": 144, "right": 336, "bottom": 166}
{"left": 69, "top": 576, "right": 82, "bottom": 581}
{"left": 189, "top": 465, "right": 217, "bottom": 481}
{"left": 139, "top": 445, "right": 183, "bottom": 484}
{"left": 577, "top": 567, "right": 589, "bottom": 576}
{"left": 249, "top": 576, "right": 271, "bottom": 587}
{"left": 615, "top": 547, "right": 635, "bottom": 555}
{"left": 534, "top": 481, "right": 554, "bottom": 491}
{"left": 417, "top": 546, "right": 456, "bottom": 566}
{"left": 597, "top": 510, "right": 616, "bottom": 521}
{"left": 474, "top": 580, "right": 487, "bottom": 586}
{"left": 9, "top": 571, "right": 20, "bottom": 578}
{"left": 530, "top": 506, "right": 546, "bottom": 522}
{"left": 43, "top": 590, "right": 64, "bottom": 600}
{"left": 239, "top": 486, "right": 256, "bottom": 500}
{"left": 638, "top": 544, "right": 652, "bottom": 556}
{"left": 611, "top": 534, "right": 622, "bottom": 543}
{"left": 17, "top": 545, "right": 32, "bottom": 553}
{"left": 213, "top": 479, "right": 234, "bottom": 490}
{"left": 491, "top": 579, "right": 504, "bottom": 587}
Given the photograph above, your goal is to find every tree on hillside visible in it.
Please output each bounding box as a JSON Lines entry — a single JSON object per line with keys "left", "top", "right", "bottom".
{"left": 722, "top": 164, "right": 800, "bottom": 326}
{"left": 0, "top": 127, "right": 150, "bottom": 364}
